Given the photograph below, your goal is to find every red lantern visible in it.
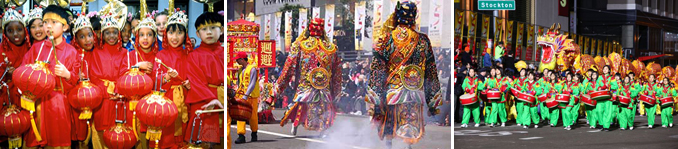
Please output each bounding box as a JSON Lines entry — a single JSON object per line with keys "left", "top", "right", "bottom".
{"left": 68, "top": 79, "right": 104, "bottom": 119}
{"left": 116, "top": 66, "right": 153, "bottom": 99}
{"left": 117, "top": 66, "right": 153, "bottom": 111}
{"left": 103, "top": 124, "right": 138, "bottom": 149}
{"left": 0, "top": 105, "right": 31, "bottom": 148}
{"left": 136, "top": 91, "right": 178, "bottom": 144}
{"left": 12, "top": 61, "right": 56, "bottom": 111}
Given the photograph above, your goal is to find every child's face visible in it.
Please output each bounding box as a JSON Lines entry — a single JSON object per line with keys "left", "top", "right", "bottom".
{"left": 103, "top": 28, "right": 119, "bottom": 45}
{"left": 76, "top": 28, "right": 94, "bottom": 50}
{"left": 29, "top": 19, "right": 46, "bottom": 41}
{"left": 197, "top": 24, "right": 223, "bottom": 44}
{"left": 5, "top": 21, "right": 25, "bottom": 46}
{"left": 155, "top": 15, "right": 168, "bottom": 36}
{"left": 43, "top": 18, "right": 66, "bottom": 40}
{"left": 137, "top": 28, "right": 155, "bottom": 49}
{"left": 122, "top": 24, "right": 132, "bottom": 43}
{"left": 167, "top": 27, "right": 185, "bottom": 48}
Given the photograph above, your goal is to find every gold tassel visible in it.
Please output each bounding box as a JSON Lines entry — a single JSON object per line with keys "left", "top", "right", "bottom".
{"left": 146, "top": 128, "right": 162, "bottom": 141}
{"left": 129, "top": 100, "right": 139, "bottom": 111}
{"left": 79, "top": 109, "right": 92, "bottom": 119}
{"left": 174, "top": 116, "right": 183, "bottom": 136}
{"left": 29, "top": 112, "right": 42, "bottom": 141}
{"left": 171, "top": 85, "right": 188, "bottom": 123}
{"left": 8, "top": 137, "right": 21, "bottom": 149}
{"left": 84, "top": 121, "right": 92, "bottom": 145}
{"left": 21, "top": 95, "right": 36, "bottom": 112}
{"left": 102, "top": 79, "right": 116, "bottom": 95}
{"left": 133, "top": 112, "right": 139, "bottom": 140}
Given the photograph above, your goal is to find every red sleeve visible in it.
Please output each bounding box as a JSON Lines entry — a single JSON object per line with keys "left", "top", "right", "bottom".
{"left": 185, "top": 54, "right": 216, "bottom": 104}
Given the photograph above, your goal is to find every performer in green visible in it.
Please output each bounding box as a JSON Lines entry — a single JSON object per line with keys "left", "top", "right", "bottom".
{"left": 656, "top": 77, "right": 676, "bottom": 128}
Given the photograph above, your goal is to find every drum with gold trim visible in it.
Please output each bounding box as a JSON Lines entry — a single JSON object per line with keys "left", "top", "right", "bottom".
{"left": 556, "top": 94, "right": 570, "bottom": 103}
{"left": 545, "top": 98, "right": 559, "bottom": 109}
{"left": 639, "top": 95, "right": 656, "bottom": 105}
{"left": 538, "top": 94, "right": 548, "bottom": 102}
{"left": 590, "top": 90, "right": 611, "bottom": 100}
{"left": 618, "top": 96, "right": 631, "bottom": 106}
{"left": 487, "top": 90, "right": 502, "bottom": 100}
{"left": 460, "top": 94, "right": 478, "bottom": 105}
{"left": 660, "top": 97, "right": 674, "bottom": 108}
{"left": 581, "top": 94, "right": 597, "bottom": 106}
{"left": 516, "top": 91, "right": 535, "bottom": 104}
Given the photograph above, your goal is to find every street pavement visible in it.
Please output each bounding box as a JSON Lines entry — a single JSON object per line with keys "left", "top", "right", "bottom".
{"left": 229, "top": 109, "right": 451, "bottom": 149}
{"left": 455, "top": 115, "right": 678, "bottom": 149}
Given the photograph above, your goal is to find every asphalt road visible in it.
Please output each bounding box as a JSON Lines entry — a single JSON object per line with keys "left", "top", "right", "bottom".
{"left": 229, "top": 109, "right": 451, "bottom": 149}
{"left": 454, "top": 115, "right": 678, "bottom": 149}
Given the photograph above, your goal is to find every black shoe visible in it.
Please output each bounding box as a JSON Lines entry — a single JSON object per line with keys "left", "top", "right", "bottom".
{"left": 251, "top": 132, "right": 258, "bottom": 142}
{"left": 235, "top": 134, "right": 246, "bottom": 144}
{"left": 603, "top": 128, "right": 610, "bottom": 132}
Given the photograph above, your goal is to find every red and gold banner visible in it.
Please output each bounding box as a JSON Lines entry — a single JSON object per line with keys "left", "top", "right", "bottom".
{"left": 515, "top": 22, "right": 523, "bottom": 58}
{"left": 591, "top": 39, "right": 597, "bottom": 56}
{"left": 526, "top": 24, "right": 534, "bottom": 61}
{"left": 506, "top": 20, "right": 514, "bottom": 52}
{"left": 455, "top": 10, "right": 464, "bottom": 49}
{"left": 228, "top": 40, "right": 234, "bottom": 70}
{"left": 258, "top": 40, "right": 276, "bottom": 68}
{"left": 597, "top": 40, "right": 602, "bottom": 56}
{"left": 495, "top": 17, "right": 503, "bottom": 42}
{"left": 482, "top": 14, "right": 490, "bottom": 39}
{"left": 467, "top": 12, "right": 477, "bottom": 37}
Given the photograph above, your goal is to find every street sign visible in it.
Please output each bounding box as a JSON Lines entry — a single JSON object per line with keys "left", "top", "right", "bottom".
{"left": 478, "top": 0, "right": 516, "bottom": 10}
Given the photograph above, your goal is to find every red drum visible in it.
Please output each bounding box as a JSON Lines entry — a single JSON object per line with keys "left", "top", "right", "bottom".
{"left": 480, "top": 91, "right": 489, "bottom": 103}
{"left": 538, "top": 94, "right": 549, "bottom": 102}
{"left": 516, "top": 91, "right": 536, "bottom": 104}
{"left": 556, "top": 94, "right": 570, "bottom": 103}
{"left": 460, "top": 94, "right": 478, "bottom": 105}
{"left": 581, "top": 94, "right": 597, "bottom": 106}
{"left": 660, "top": 97, "right": 674, "bottom": 107}
{"left": 590, "top": 90, "right": 611, "bottom": 100}
{"left": 511, "top": 87, "right": 521, "bottom": 96}
{"left": 229, "top": 98, "right": 253, "bottom": 121}
{"left": 487, "top": 90, "right": 502, "bottom": 100}
{"left": 545, "top": 98, "right": 559, "bottom": 109}
{"left": 639, "top": 95, "right": 656, "bottom": 105}
{"left": 574, "top": 96, "right": 580, "bottom": 103}
{"left": 618, "top": 96, "right": 631, "bottom": 106}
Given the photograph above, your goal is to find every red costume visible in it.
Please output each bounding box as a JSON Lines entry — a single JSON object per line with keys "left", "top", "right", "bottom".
{"left": 89, "top": 43, "right": 129, "bottom": 132}
{"left": 184, "top": 41, "right": 222, "bottom": 143}
{"left": 22, "top": 40, "right": 79, "bottom": 147}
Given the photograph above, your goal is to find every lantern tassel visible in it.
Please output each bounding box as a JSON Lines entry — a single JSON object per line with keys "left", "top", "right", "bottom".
{"left": 29, "top": 112, "right": 42, "bottom": 141}
{"left": 133, "top": 112, "right": 139, "bottom": 140}
{"left": 146, "top": 128, "right": 162, "bottom": 141}
{"left": 79, "top": 110, "right": 92, "bottom": 119}
{"left": 8, "top": 137, "right": 22, "bottom": 149}
{"left": 129, "top": 100, "right": 138, "bottom": 111}
{"left": 84, "top": 121, "right": 92, "bottom": 145}
{"left": 20, "top": 95, "right": 35, "bottom": 112}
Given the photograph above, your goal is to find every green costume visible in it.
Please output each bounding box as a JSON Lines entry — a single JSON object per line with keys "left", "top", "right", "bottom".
{"left": 655, "top": 85, "right": 676, "bottom": 127}
{"left": 618, "top": 83, "right": 639, "bottom": 129}
{"left": 537, "top": 78, "right": 550, "bottom": 121}
{"left": 561, "top": 81, "right": 580, "bottom": 127}
{"left": 512, "top": 77, "right": 528, "bottom": 125}
{"left": 641, "top": 82, "right": 659, "bottom": 127}
{"left": 462, "top": 77, "right": 483, "bottom": 125}
{"left": 487, "top": 77, "right": 511, "bottom": 125}
{"left": 520, "top": 80, "right": 541, "bottom": 126}
{"left": 583, "top": 77, "right": 604, "bottom": 128}
{"left": 601, "top": 76, "right": 619, "bottom": 129}
{"left": 543, "top": 80, "right": 559, "bottom": 126}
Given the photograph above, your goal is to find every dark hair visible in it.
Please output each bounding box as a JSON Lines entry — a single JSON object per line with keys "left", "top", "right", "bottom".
{"left": 133, "top": 13, "right": 141, "bottom": 20}
{"left": 156, "top": 10, "right": 170, "bottom": 19}
{"left": 629, "top": 72, "right": 635, "bottom": 75}
{"left": 27, "top": 19, "right": 40, "bottom": 44}
{"left": 615, "top": 73, "right": 621, "bottom": 77}
{"left": 124, "top": 21, "right": 132, "bottom": 30}
{"left": 89, "top": 16, "right": 101, "bottom": 31}
{"left": 195, "top": 12, "right": 223, "bottom": 30}
{"left": 163, "top": 23, "right": 193, "bottom": 50}
{"left": 43, "top": 5, "right": 70, "bottom": 25}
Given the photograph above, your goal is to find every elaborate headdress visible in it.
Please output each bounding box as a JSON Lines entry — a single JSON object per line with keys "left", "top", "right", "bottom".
{"left": 24, "top": 5, "right": 43, "bottom": 25}
{"left": 3, "top": 7, "right": 25, "bottom": 30}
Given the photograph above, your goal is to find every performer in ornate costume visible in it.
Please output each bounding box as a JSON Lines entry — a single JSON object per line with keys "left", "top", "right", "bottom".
{"left": 267, "top": 18, "right": 342, "bottom": 137}
{"left": 365, "top": 1, "right": 442, "bottom": 148}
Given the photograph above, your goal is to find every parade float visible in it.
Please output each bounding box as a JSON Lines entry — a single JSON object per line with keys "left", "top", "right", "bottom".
{"left": 227, "top": 18, "right": 277, "bottom": 123}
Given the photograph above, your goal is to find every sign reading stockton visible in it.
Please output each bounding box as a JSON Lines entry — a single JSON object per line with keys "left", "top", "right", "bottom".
{"left": 256, "top": 0, "right": 312, "bottom": 15}
{"left": 478, "top": 0, "right": 516, "bottom": 10}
